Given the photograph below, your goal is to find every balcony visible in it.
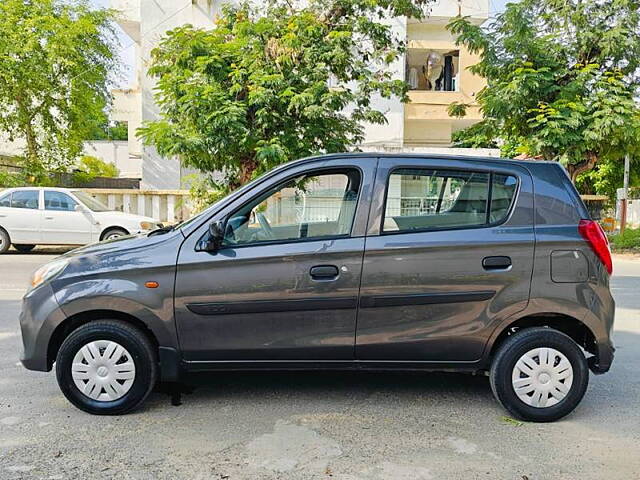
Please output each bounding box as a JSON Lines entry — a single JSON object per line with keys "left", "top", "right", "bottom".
{"left": 110, "top": 0, "right": 140, "bottom": 43}
{"left": 412, "top": 0, "right": 489, "bottom": 25}
{"left": 406, "top": 91, "right": 482, "bottom": 121}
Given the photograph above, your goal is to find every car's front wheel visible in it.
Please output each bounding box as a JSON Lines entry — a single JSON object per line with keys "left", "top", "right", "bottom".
{"left": 55, "top": 320, "right": 157, "bottom": 415}
{"left": 102, "top": 228, "right": 128, "bottom": 241}
{"left": 490, "top": 327, "right": 589, "bottom": 422}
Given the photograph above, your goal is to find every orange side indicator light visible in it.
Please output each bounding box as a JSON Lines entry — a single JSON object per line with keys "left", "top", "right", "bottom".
{"left": 144, "top": 281, "right": 159, "bottom": 289}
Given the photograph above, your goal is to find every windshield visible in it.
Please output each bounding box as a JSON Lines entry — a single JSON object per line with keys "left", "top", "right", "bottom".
{"left": 71, "top": 191, "right": 111, "bottom": 212}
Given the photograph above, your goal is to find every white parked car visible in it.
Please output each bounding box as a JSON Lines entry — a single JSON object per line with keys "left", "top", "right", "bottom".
{"left": 0, "top": 187, "right": 162, "bottom": 253}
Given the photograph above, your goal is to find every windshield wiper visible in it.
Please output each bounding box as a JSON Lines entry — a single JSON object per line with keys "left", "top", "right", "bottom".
{"left": 148, "top": 221, "right": 183, "bottom": 237}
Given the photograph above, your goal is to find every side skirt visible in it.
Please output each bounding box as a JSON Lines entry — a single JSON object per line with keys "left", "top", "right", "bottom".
{"left": 180, "top": 359, "right": 486, "bottom": 374}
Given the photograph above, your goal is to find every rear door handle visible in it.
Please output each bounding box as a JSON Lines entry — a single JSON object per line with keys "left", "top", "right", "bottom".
{"left": 483, "top": 256, "right": 512, "bottom": 270}
{"left": 310, "top": 265, "right": 339, "bottom": 280}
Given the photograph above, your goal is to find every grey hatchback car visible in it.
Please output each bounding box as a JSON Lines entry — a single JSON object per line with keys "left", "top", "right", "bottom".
{"left": 19, "top": 154, "right": 614, "bottom": 422}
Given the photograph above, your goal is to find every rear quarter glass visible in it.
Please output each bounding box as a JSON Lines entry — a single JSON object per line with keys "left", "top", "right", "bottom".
{"left": 553, "top": 163, "right": 591, "bottom": 220}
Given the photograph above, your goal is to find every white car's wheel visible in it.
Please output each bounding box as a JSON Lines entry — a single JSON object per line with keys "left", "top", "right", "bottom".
{"left": 0, "top": 228, "right": 10, "bottom": 254}
{"left": 102, "top": 228, "right": 128, "bottom": 241}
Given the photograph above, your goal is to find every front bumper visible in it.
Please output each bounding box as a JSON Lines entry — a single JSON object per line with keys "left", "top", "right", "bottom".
{"left": 19, "top": 284, "right": 66, "bottom": 372}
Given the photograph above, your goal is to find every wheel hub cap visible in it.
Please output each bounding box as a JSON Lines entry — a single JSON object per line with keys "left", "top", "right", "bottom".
{"left": 511, "top": 347, "right": 573, "bottom": 408}
{"left": 71, "top": 340, "right": 136, "bottom": 402}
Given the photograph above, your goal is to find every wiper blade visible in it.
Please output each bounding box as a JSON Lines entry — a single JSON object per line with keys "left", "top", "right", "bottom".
{"left": 148, "top": 221, "right": 183, "bottom": 237}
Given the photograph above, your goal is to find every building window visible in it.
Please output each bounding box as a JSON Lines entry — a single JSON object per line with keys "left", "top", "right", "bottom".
{"left": 406, "top": 49, "right": 460, "bottom": 92}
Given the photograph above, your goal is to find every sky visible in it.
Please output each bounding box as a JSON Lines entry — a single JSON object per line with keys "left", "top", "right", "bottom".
{"left": 90, "top": 0, "right": 512, "bottom": 89}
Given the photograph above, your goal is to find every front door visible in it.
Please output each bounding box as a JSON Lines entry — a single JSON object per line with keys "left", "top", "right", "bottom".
{"left": 356, "top": 157, "right": 535, "bottom": 363}
{"left": 41, "top": 190, "right": 93, "bottom": 245}
{"left": 174, "top": 158, "right": 375, "bottom": 362}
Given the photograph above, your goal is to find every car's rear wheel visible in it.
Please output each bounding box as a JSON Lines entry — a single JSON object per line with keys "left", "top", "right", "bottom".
{"left": 13, "top": 244, "right": 35, "bottom": 253}
{"left": 0, "top": 228, "right": 10, "bottom": 254}
{"left": 55, "top": 320, "right": 157, "bottom": 415}
{"left": 102, "top": 228, "right": 128, "bottom": 241}
{"left": 490, "top": 327, "right": 589, "bottom": 422}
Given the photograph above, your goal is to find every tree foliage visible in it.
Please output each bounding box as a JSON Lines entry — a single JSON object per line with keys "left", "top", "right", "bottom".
{"left": 448, "top": 0, "right": 640, "bottom": 182}
{"left": 138, "top": 0, "right": 431, "bottom": 190}
{"left": 0, "top": 0, "right": 118, "bottom": 178}
{"left": 86, "top": 112, "right": 128, "bottom": 141}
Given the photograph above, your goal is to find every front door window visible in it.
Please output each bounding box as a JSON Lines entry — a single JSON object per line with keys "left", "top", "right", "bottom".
{"left": 224, "top": 170, "right": 361, "bottom": 246}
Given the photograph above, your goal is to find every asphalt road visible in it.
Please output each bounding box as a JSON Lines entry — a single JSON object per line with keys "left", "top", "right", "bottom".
{"left": 0, "top": 249, "right": 639, "bottom": 479}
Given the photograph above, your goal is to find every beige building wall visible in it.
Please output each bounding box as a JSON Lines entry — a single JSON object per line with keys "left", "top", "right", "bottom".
{"left": 404, "top": 19, "right": 487, "bottom": 147}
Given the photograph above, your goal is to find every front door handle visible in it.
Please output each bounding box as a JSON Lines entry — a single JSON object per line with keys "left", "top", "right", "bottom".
{"left": 310, "top": 265, "right": 339, "bottom": 280}
{"left": 483, "top": 256, "right": 512, "bottom": 270}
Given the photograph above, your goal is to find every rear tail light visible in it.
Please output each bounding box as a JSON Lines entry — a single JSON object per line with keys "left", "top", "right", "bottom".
{"left": 578, "top": 219, "right": 613, "bottom": 275}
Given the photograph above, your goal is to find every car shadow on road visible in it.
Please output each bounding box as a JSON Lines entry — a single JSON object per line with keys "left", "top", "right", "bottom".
{"left": 143, "top": 330, "right": 640, "bottom": 433}
{"left": 5, "top": 247, "right": 75, "bottom": 255}
{"left": 162, "top": 369, "right": 494, "bottom": 405}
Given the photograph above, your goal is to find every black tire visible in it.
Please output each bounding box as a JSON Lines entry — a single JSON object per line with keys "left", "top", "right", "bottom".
{"left": 490, "top": 327, "right": 589, "bottom": 422}
{"left": 0, "top": 228, "right": 10, "bottom": 254}
{"left": 13, "top": 244, "right": 36, "bottom": 253}
{"left": 55, "top": 320, "right": 157, "bottom": 415}
{"left": 101, "top": 228, "right": 128, "bottom": 241}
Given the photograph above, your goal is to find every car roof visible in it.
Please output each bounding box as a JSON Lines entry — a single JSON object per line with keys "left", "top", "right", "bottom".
{"left": 0, "top": 187, "right": 73, "bottom": 192}
{"left": 292, "top": 152, "right": 558, "bottom": 166}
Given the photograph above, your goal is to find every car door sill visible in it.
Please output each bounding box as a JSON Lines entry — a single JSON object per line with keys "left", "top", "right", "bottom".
{"left": 182, "top": 359, "right": 483, "bottom": 373}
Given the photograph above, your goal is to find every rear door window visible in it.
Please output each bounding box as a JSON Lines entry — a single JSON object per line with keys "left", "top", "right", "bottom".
{"left": 383, "top": 169, "right": 517, "bottom": 233}
{"left": 10, "top": 190, "right": 39, "bottom": 210}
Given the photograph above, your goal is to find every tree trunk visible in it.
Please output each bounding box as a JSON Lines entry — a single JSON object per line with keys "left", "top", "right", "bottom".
{"left": 23, "top": 121, "right": 39, "bottom": 164}
{"left": 229, "top": 157, "right": 259, "bottom": 190}
{"left": 566, "top": 152, "right": 599, "bottom": 183}
{"left": 15, "top": 95, "right": 39, "bottom": 164}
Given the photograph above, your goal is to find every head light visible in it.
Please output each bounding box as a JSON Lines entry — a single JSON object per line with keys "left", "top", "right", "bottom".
{"left": 30, "top": 259, "right": 68, "bottom": 290}
{"left": 140, "top": 221, "right": 156, "bottom": 231}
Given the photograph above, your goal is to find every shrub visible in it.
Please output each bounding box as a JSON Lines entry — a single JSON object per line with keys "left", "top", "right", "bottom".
{"left": 72, "top": 156, "right": 119, "bottom": 185}
{"left": 609, "top": 228, "right": 640, "bottom": 250}
{"left": 0, "top": 169, "right": 23, "bottom": 187}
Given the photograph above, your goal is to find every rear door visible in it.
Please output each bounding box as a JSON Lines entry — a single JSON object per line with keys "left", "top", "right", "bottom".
{"left": 356, "top": 157, "right": 535, "bottom": 362}
{"left": 0, "top": 189, "right": 42, "bottom": 244}
{"left": 174, "top": 157, "right": 375, "bottom": 362}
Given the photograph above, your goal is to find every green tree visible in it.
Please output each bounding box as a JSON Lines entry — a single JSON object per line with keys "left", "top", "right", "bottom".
{"left": 71, "top": 155, "right": 119, "bottom": 185}
{"left": 447, "top": 0, "right": 640, "bottom": 182}
{"left": 138, "top": 0, "right": 431, "bottom": 191}
{"left": 577, "top": 157, "right": 640, "bottom": 199}
{"left": 86, "top": 111, "right": 129, "bottom": 141}
{"left": 0, "top": 0, "right": 118, "bottom": 178}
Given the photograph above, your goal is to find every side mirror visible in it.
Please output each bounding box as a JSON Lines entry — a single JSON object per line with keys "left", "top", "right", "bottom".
{"left": 196, "top": 220, "right": 225, "bottom": 253}
{"left": 75, "top": 204, "right": 89, "bottom": 213}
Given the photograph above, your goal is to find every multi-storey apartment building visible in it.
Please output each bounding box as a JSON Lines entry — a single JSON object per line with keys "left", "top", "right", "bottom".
{"left": 111, "top": 0, "right": 491, "bottom": 189}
